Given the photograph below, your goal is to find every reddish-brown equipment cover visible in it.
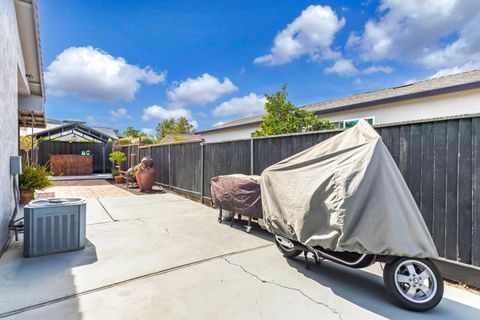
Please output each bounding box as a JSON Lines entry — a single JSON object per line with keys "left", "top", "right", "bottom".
{"left": 210, "top": 174, "right": 263, "bottom": 219}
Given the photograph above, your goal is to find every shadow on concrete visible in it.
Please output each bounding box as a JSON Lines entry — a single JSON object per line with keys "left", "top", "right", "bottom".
{"left": 217, "top": 216, "right": 480, "bottom": 319}
{"left": 0, "top": 238, "right": 97, "bottom": 319}
{"left": 217, "top": 217, "right": 272, "bottom": 242}
{"left": 286, "top": 257, "right": 480, "bottom": 320}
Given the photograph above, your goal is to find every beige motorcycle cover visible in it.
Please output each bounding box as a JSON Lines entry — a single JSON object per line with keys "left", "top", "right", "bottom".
{"left": 261, "top": 120, "right": 438, "bottom": 258}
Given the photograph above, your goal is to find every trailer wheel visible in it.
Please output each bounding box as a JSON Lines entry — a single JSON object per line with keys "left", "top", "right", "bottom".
{"left": 384, "top": 257, "right": 443, "bottom": 311}
{"left": 273, "top": 235, "right": 302, "bottom": 258}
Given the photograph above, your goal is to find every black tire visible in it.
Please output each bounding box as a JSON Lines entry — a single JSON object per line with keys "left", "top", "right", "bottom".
{"left": 384, "top": 257, "right": 443, "bottom": 311}
{"left": 273, "top": 235, "right": 302, "bottom": 258}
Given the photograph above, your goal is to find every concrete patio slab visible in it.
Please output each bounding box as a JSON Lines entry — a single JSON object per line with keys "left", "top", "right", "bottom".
{"left": 84, "top": 198, "right": 115, "bottom": 225}
{"left": 7, "top": 247, "right": 480, "bottom": 320}
{"left": 0, "top": 193, "right": 270, "bottom": 317}
{"left": 0, "top": 193, "right": 479, "bottom": 319}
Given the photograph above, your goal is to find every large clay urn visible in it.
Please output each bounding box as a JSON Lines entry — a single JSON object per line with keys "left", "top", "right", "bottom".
{"left": 136, "top": 157, "right": 155, "bottom": 192}
{"left": 136, "top": 167, "right": 155, "bottom": 191}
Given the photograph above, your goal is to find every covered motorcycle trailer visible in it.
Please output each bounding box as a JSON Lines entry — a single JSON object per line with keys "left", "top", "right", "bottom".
{"left": 261, "top": 120, "right": 443, "bottom": 311}
{"left": 210, "top": 174, "right": 263, "bottom": 232}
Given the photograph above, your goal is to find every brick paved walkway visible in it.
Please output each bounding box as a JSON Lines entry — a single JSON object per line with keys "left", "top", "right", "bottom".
{"left": 43, "top": 179, "right": 132, "bottom": 199}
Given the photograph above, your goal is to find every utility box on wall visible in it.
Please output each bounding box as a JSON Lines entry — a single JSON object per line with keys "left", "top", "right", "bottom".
{"left": 24, "top": 198, "right": 86, "bottom": 257}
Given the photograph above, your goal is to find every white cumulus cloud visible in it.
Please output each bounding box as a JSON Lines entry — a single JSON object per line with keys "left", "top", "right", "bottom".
{"left": 212, "top": 93, "right": 266, "bottom": 117}
{"left": 254, "top": 5, "right": 345, "bottom": 65}
{"left": 142, "top": 105, "right": 192, "bottom": 122}
{"left": 109, "top": 107, "right": 131, "bottom": 120}
{"left": 212, "top": 121, "right": 225, "bottom": 127}
{"left": 324, "top": 59, "right": 358, "bottom": 77}
{"left": 362, "top": 65, "right": 393, "bottom": 74}
{"left": 141, "top": 128, "right": 155, "bottom": 136}
{"left": 45, "top": 46, "right": 165, "bottom": 103}
{"left": 348, "top": 0, "right": 480, "bottom": 76}
{"left": 167, "top": 73, "right": 237, "bottom": 107}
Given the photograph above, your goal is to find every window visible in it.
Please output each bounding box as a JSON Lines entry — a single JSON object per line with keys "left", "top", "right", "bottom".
{"left": 342, "top": 117, "right": 375, "bottom": 128}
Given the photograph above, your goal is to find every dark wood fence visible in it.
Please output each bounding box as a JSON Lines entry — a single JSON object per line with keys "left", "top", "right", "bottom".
{"left": 37, "top": 140, "right": 113, "bottom": 173}
{"left": 118, "top": 115, "right": 480, "bottom": 279}
{"left": 118, "top": 144, "right": 140, "bottom": 171}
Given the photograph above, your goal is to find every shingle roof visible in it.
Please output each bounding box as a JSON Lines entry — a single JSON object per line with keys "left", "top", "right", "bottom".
{"left": 198, "top": 70, "right": 480, "bottom": 133}
{"left": 92, "top": 127, "right": 118, "bottom": 140}
{"left": 159, "top": 134, "right": 203, "bottom": 145}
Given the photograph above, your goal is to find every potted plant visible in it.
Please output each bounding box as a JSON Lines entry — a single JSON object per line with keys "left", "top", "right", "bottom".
{"left": 134, "top": 157, "right": 156, "bottom": 192}
{"left": 109, "top": 151, "right": 127, "bottom": 183}
{"left": 19, "top": 162, "right": 52, "bottom": 204}
{"left": 112, "top": 168, "right": 124, "bottom": 183}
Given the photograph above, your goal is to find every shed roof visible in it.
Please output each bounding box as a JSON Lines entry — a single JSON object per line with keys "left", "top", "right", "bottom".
{"left": 32, "top": 122, "right": 117, "bottom": 143}
{"left": 159, "top": 134, "right": 203, "bottom": 145}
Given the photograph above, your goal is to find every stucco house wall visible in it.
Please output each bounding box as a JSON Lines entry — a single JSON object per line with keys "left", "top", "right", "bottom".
{"left": 0, "top": 0, "right": 23, "bottom": 251}
{"left": 201, "top": 124, "right": 259, "bottom": 143}
{"left": 319, "top": 88, "right": 480, "bottom": 126}
{"left": 201, "top": 87, "right": 480, "bottom": 142}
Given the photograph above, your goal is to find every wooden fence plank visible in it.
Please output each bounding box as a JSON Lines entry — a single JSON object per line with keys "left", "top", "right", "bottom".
{"left": 472, "top": 118, "right": 480, "bottom": 267}
{"left": 457, "top": 119, "right": 472, "bottom": 264}
{"left": 410, "top": 124, "right": 422, "bottom": 205}
{"left": 399, "top": 125, "right": 411, "bottom": 181}
{"left": 445, "top": 120, "right": 459, "bottom": 260}
{"left": 433, "top": 121, "right": 447, "bottom": 257}
{"left": 390, "top": 126, "right": 400, "bottom": 166}
{"left": 420, "top": 122, "right": 434, "bottom": 233}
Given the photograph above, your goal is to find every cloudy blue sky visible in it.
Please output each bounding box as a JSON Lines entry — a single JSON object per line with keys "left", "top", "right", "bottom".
{"left": 38, "top": 0, "right": 480, "bottom": 135}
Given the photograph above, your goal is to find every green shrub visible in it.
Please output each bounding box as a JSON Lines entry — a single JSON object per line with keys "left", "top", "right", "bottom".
{"left": 109, "top": 151, "right": 127, "bottom": 164}
{"left": 116, "top": 139, "right": 131, "bottom": 145}
{"left": 111, "top": 168, "right": 120, "bottom": 177}
{"left": 133, "top": 163, "right": 145, "bottom": 172}
{"left": 19, "top": 162, "right": 52, "bottom": 191}
{"left": 141, "top": 137, "right": 154, "bottom": 144}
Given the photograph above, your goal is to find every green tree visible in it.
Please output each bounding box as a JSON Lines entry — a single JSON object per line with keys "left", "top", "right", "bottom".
{"left": 175, "top": 117, "right": 194, "bottom": 135}
{"left": 123, "top": 126, "right": 140, "bottom": 138}
{"left": 253, "top": 85, "right": 335, "bottom": 137}
{"left": 155, "top": 117, "right": 195, "bottom": 140}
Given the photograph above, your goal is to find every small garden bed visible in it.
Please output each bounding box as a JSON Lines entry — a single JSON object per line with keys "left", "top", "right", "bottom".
{"left": 108, "top": 180, "right": 166, "bottom": 196}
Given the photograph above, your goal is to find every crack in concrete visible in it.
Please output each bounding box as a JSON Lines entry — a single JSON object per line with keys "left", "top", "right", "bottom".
{"left": 0, "top": 244, "right": 273, "bottom": 318}
{"left": 96, "top": 198, "right": 117, "bottom": 222}
{"left": 223, "top": 257, "right": 343, "bottom": 320}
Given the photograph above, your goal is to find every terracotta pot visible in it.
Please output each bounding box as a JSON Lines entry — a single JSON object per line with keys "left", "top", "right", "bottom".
{"left": 114, "top": 175, "right": 124, "bottom": 184}
{"left": 135, "top": 168, "right": 156, "bottom": 192}
{"left": 20, "top": 190, "right": 34, "bottom": 204}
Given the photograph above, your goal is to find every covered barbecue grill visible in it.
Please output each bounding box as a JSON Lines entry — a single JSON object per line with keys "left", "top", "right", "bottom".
{"left": 210, "top": 174, "right": 262, "bottom": 231}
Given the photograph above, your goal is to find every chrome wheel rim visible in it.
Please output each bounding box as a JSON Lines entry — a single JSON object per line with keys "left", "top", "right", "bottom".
{"left": 275, "top": 235, "right": 295, "bottom": 251}
{"left": 394, "top": 259, "right": 437, "bottom": 303}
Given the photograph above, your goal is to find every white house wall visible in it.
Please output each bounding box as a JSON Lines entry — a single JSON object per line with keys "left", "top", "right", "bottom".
{"left": 318, "top": 88, "right": 480, "bottom": 126}
{"left": 202, "top": 124, "right": 259, "bottom": 142}
{"left": 0, "top": 0, "right": 23, "bottom": 250}
{"left": 202, "top": 88, "right": 480, "bottom": 142}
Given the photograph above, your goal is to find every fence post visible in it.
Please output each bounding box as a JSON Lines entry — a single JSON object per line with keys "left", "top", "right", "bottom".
{"left": 250, "top": 138, "right": 254, "bottom": 175}
{"left": 200, "top": 143, "right": 204, "bottom": 203}
{"left": 168, "top": 144, "right": 172, "bottom": 189}
{"left": 102, "top": 143, "right": 106, "bottom": 173}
